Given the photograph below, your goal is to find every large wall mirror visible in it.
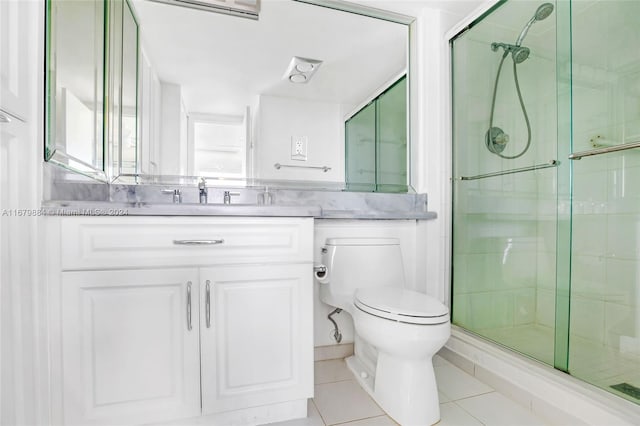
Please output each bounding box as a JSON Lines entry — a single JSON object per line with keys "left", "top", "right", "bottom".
{"left": 45, "top": 0, "right": 413, "bottom": 192}
{"left": 45, "top": 0, "right": 139, "bottom": 181}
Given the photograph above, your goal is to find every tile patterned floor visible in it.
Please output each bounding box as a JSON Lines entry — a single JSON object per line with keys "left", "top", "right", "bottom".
{"left": 272, "top": 355, "right": 549, "bottom": 426}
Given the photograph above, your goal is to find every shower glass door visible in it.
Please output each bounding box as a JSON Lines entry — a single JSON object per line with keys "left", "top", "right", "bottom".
{"left": 451, "top": 0, "right": 560, "bottom": 366}
{"left": 452, "top": 0, "right": 640, "bottom": 406}
{"left": 567, "top": 0, "right": 640, "bottom": 403}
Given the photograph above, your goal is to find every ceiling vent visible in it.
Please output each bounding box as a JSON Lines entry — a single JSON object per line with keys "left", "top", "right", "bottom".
{"left": 283, "top": 56, "right": 323, "bottom": 84}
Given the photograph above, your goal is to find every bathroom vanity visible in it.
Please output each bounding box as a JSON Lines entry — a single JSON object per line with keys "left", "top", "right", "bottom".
{"left": 39, "top": 0, "right": 426, "bottom": 424}
{"left": 46, "top": 216, "right": 314, "bottom": 425}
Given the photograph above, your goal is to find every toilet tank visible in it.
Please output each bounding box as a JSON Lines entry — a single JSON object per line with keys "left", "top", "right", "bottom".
{"left": 321, "top": 238, "right": 405, "bottom": 300}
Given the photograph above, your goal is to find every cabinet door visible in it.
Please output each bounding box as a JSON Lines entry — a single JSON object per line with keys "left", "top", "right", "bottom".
{"left": 61, "top": 269, "right": 201, "bottom": 425}
{"left": 201, "top": 264, "right": 313, "bottom": 415}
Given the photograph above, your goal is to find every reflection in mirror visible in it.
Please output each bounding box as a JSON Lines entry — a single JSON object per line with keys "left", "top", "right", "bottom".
{"left": 46, "top": 0, "right": 106, "bottom": 178}
{"left": 345, "top": 75, "right": 407, "bottom": 193}
{"left": 127, "top": 0, "right": 409, "bottom": 190}
{"left": 119, "top": 0, "right": 139, "bottom": 176}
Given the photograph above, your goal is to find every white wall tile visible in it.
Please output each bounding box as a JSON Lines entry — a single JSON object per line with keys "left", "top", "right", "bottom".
{"left": 535, "top": 288, "right": 556, "bottom": 328}
{"left": 570, "top": 297, "right": 606, "bottom": 344}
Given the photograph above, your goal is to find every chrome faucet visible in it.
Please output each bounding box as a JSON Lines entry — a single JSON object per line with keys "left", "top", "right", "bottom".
{"left": 161, "top": 188, "right": 182, "bottom": 204}
{"left": 223, "top": 191, "right": 240, "bottom": 205}
{"left": 198, "top": 178, "right": 208, "bottom": 204}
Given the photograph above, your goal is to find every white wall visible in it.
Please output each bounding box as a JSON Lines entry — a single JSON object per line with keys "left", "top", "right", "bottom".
{"left": 313, "top": 219, "right": 418, "bottom": 347}
{"left": 159, "top": 82, "right": 187, "bottom": 176}
{"left": 0, "top": 0, "right": 48, "bottom": 424}
{"left": 418, "top": 1, "right": 499, "bottom": 307}
{"left": 255, "top": 95, "right": 345, "bottom": 183}
{"left": 139, "top": 48, "right": 162, "bottom": 175}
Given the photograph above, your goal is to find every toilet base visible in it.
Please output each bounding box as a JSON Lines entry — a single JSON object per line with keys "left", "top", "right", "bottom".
{"left": 346, "top": 354, "right": 440, "bottom": 426}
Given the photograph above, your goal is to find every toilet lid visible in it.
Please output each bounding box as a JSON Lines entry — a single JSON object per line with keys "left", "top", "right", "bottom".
{"left": 354, "top": 287, "right": 449, "bottom": 325}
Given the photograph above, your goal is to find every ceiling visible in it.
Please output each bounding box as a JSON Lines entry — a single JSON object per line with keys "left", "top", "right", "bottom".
{"left": 349, "top": 0, "right": 486, "bottom": 18}
{"left": 132, "top": 0, "right": 409, "bottom": 116}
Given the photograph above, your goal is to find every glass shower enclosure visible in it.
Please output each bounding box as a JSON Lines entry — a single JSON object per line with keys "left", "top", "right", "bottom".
{"left": 451, "top": 0, "right": 640, "bottom": 404}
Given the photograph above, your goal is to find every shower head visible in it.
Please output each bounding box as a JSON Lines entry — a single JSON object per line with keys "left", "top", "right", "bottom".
{"left": 535, "top": 2, "right": 555, "bottom": 20}
{"left": 515, "top": 3, "right": 554, "bottom": 46}
{"left": 491, "top": 43, "right": 531, "bottom": 63}
{"left": 512, "top": 46, "right": 530, "bottom": 64}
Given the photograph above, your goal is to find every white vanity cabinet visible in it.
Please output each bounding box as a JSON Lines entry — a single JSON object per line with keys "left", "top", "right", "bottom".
{"left": 49, "top": 216, "right": 313, "bottom": 426}
{"left": 200, "top": 264, "right": 312, "bottom": 415}
{"left": 61, "top": 269, "right": 202, "bottom": 425}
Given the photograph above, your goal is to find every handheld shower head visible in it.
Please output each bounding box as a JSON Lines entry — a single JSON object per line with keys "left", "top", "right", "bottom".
{"left": 515, "top": 3, "right": 554, "bottom": 46}
{"left": 535, "top": 2, "right": 555, "bottom": 20}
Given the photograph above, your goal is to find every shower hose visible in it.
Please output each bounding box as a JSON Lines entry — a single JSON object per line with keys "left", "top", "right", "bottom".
{"left": 488, "top": 52, "right": 532, "bottom": 159}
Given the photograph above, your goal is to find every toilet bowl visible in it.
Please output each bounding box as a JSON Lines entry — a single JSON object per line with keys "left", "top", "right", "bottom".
{"left": 315, "top": 238, "right": 451, "bottom": 426}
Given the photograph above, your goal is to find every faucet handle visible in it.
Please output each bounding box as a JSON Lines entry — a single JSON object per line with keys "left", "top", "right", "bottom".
{"left": 161, "top": 189, "right": 182, "bottom": 204}
{"left": 223, "top": 191, "right": 240, "bottom": 204}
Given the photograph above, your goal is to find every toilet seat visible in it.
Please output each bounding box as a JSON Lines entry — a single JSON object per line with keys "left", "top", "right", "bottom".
{"left": 354, "top": 287, "right": 449, "bottom": 325}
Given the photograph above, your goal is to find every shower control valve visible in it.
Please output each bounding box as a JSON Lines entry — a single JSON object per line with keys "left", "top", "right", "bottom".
{"left": 486, "top": 126, "right": 510, "bottom": 154}
{"left": 495, "top": 132, "right": 510, "bottom": 145}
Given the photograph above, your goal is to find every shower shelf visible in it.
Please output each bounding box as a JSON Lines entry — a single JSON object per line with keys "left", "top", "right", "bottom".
{"left": 569, "top": 140, "right": 640, "bottom": 160}
{"left": 456, "top": 160, "right": 559, "bottom": 181}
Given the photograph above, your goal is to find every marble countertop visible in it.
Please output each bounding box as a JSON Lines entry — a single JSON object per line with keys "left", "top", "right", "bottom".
{"left": 42, "top": 201, "right": 321, "bottom": 217}
{"left": 42, "top": 201, "right": 437, "bottom": 220}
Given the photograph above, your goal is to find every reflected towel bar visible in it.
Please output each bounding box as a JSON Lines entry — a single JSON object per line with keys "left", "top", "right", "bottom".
{"left": 457, "top": 160, "right": 559, "bottom": 181}
{"left": 274, "top": 163, "right": 331, "bottom": 172}
{"left": 569, "top": 140, "right": 640, "bottom": 160}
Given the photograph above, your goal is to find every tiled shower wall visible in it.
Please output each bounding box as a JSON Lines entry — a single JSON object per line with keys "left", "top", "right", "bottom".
{"left": 568, "top": 0, "right": 640, "bottom": 354}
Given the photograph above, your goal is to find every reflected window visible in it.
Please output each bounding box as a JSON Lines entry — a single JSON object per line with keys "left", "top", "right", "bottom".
{"left": 188, "top": 114, "right": 247, "bottom": 178}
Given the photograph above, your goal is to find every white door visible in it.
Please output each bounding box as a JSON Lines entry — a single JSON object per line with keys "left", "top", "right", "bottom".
{"left": 200, "top": 264, "right": 313, "bottom": 415}
{"left": 0, "top": 0, "right": 29, "bottom": 121}
{"left": 61, "top": 268, "right": 201, "bottom": 425}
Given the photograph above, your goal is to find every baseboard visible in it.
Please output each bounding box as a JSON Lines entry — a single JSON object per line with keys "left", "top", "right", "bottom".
{"left": 314, "top": 343, "right": 354, "bottom": 361}
{"left": 157, "top": 399, "right": 308, "bottom": 425}
{"left": 441, "top": 327, "right": 640, "bottom": 426}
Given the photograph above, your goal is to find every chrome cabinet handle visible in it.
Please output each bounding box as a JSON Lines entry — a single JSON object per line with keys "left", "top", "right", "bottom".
{"left": 205, "top": 280, "right": 211, "bottom": 328}
{"left": 173, "top": 239, "right": 224, "bottom": 245}
{"left": 186, "top": 281, "right": 192, "bottom": 331}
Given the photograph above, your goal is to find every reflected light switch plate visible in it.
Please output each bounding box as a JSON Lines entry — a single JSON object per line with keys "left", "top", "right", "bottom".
{"left": 291, "top": 136, "right": 308, "bottom": 161}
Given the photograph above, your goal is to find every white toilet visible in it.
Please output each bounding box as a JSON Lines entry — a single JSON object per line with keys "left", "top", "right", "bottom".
{"left": 315, "top": 238, "right": 450, "bottom": 426}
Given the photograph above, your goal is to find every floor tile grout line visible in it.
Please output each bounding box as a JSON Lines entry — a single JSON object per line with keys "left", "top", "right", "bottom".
{"left": 310, "top": 398, "right": 328, "bottom": 426}
{"left": 449, "top": 389, "right": 496, "bottom": 402}
{"left": 328, "top": 414, "right": 394, "bottom": 426}
{"left": 314, "top": 377, "right": 356, "bottom": 386}
{"left": 449, "top": 400, "right": 489, "bottom": 426}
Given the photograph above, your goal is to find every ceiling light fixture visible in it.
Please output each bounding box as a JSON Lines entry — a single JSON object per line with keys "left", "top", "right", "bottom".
{"left": 283, "top": 56, "right": 322, "bottom": 84}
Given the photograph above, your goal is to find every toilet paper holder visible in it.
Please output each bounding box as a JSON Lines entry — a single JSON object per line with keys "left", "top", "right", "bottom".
{"left": 313, "top": 264, "right": 327, "bottom": 279}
